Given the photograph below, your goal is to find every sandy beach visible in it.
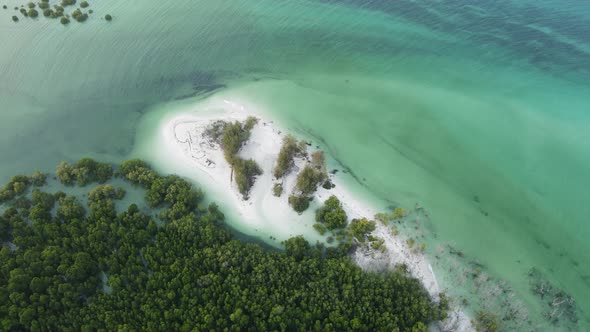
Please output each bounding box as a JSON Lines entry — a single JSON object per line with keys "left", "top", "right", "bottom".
{"left": 156, "top": 97, "right": 472, "bottom": 331}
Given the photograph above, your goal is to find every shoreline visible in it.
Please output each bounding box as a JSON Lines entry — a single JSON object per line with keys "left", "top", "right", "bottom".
{"left": 156, "top": 97, "right": 472, "bottom": 331}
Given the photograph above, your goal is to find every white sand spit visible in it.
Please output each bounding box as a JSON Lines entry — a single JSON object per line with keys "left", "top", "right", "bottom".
{"left": 158, "top": 97, "right": 472, "bottom": 331}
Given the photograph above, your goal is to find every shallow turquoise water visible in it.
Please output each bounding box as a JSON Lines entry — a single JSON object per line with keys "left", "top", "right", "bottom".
{"left": 1, "top": 0, "right": 590, "bottom": 329}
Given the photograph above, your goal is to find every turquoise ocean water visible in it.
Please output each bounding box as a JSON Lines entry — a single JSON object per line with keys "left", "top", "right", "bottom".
{"left": 1, "top": 0, "right": 589, "bottom": 329}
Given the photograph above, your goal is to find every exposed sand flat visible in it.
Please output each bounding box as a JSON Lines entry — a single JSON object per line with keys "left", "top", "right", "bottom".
{"left": 157, "top": 97, "right": 473, "bottom": 331}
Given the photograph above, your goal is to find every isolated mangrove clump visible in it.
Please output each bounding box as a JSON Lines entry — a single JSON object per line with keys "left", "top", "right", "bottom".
{"left": 233, "top": 159, "right": 262, "bottom": 199}
{"left": 213, "top": 117, "right": 262, "bottom": 198}
{"left": 287, "top": 148, "right": 328, "bottom": 213}
{"left": 61, "top": 0, "right": 76, "bottom": 7}
{"left": 288, "top": 167, "right": 322, "bottom": 213}
{"left": 27, "top": 8, "right": 38, "bottom": 18}
{"left": 220, "top": 117, "right": 257, "bottom": 163}
{"left": 272, "top": 183, "right": 283, "bottom": 197}
{"left": 347, "top": 217, "right": 376, "bottom": 242}
{"left": 295, "top": 165, "right": 325, "bottom": 196}
{"left": 288, "top": 194, "right": 310, "bottom": 213}
{"left": 71, "top": 8, "right": 88, "bottom": 22}
{"left": 273, "top": 134, "right": 306, "bottom": 179}
{"left": 315, "top": 195, "right": 348, "bottom": 230}
{"left": 321, "top": 179, "right": 334, "bottom": 189}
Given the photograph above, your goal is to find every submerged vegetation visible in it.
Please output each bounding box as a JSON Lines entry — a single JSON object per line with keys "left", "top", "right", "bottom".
{"left": 375, "top": 207, "right": 405, "bottom": 225}
{"left": 528, "top": 268, "right": 578, "bottom": 326}
{"left": 0, "top": 158, "right": 446, "bottom": 330}
{"left": 472, "top": 310, "right": 500, "bottom": 332}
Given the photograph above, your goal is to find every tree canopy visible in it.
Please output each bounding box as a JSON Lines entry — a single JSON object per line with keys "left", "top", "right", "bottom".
{"left": 295, "top": 165, "right": 326, "bottom": 196}
{"left": 316, "top": 195, "right": 348, "bottom": 230}
{"left": 56, "top": 158, "right": 113, "bottom": 186}
{"left": 348, "top": 217, "right": 377, "bottom": 242}
{"left": 289, "top": 160, "right": 327, "bottom": 213}
{"left": 210, "top": 117, "right": 262, "bottom": 198}
{"left": 0, "top": 158, "right": 446, "bottom": 331}
{"left": 273, "top": 135, "right": 306, "bottom": 179}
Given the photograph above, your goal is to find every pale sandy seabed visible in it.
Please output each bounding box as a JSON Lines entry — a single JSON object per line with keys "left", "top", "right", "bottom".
{"left": 146, "top": 96, "right": 473, "bottom": 331}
